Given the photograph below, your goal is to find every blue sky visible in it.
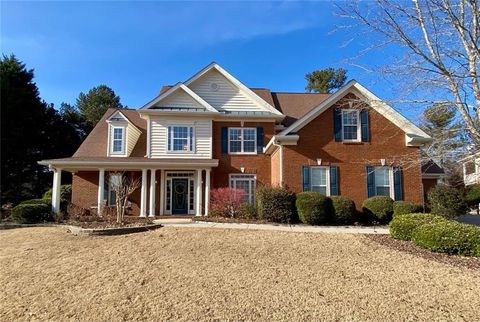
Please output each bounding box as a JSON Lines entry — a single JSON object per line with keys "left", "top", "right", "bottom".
{"left": 2, "top": 1, "right": 417, "bottom": 117}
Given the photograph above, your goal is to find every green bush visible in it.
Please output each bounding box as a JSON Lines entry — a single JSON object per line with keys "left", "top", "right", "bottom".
{"left": 427, "top": 185, "right": 468, "bottom": 218}
{"left": 19, "top": 198, "right": 51, "bottom": 206}
{"left": 240, "top": 203, "right": 258, "bottom": 220}
{"left": 393, "top": 201, "right": 424, "bottom": 217}
{"left": 296, "top": 192, "right": 334, "bottom": 225}
{"left": 389, "top": 213, "right": 446, "bottom": 241}
{"left": 412, "top": 221, "right": 480, "bottom": 257}
{"left": 11, "top": 204, "right": 52, "bottom": 224}
{"left": 331, "top": 196, "right": 356, "bottom": 224}
{"left": 256, "top": 186, "right": 296, "bottom": 223}
{"left": 465, "top": 184, "right": 480, "bottom": 208}
{"left": 43, "top": 184, "right": 72, "bottom": 202}
{"left": 362, "top": 196, "right": 394, "bottom": 222}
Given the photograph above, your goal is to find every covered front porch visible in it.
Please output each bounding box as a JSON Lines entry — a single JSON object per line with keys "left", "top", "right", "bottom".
{"left": 38, "top": 158, "right": 219, "bottom": 217}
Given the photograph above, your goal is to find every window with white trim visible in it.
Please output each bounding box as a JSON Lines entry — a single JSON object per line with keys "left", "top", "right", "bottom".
{"left": 228, "top": 128, "right": 257, "bottom": 154}
{"left": 374, "top": 167, "right": 391, "bottom": 196}
{"left": 311, "top": 166, "right": 330, "bottom": 196}
{"left": 104, "top": 173, "right": 122, "bottom": 206}
{"left": 342, "top": 110, "right": 360, "bottom": 142}
{"left": 168, "top": 126, "right": 194, "bottom": 152}
{"left": 229, "top": 174, "right": 256, "bottom": 204}
{"left": 111, "top": 126, "right": 125, "bottom": 154}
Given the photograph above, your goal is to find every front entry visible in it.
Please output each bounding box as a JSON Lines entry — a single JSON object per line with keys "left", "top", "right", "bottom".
{"left": 172, "top": 178, "right": 189, "bottom": 214}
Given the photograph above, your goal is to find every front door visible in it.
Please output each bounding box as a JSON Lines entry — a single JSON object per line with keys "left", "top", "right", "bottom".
{"left": 172, "top": 178, "right": 189, "bottom": 214}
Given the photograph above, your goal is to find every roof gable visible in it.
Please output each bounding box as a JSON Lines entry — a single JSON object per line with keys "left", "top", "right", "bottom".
{"left": 280, "top": 80, "right": 431, "bottom": 144}
{"left": 185, "top": 63, "right": 283, "bottom": 116}
{"left": 141, "top": 83, "right": 218, "bottom": 113}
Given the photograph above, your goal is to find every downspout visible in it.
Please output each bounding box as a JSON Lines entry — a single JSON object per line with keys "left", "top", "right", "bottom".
{"left": 274, "top": 143, "right": 283, "bottom": 187}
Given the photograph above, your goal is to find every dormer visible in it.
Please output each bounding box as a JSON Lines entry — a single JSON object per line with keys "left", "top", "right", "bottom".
{"left": 106, "top": 110, "right": 141, "bottom": 157}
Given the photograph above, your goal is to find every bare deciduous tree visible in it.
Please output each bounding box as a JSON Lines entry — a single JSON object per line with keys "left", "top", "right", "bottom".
{"left": 337, "top": 0, "right": 480, "bottom": 148}
{"left": 108, "top": 172, "right": 141, "bottom": 223}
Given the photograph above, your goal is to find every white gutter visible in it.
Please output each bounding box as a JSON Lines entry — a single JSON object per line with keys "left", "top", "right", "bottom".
{"left": 264, "top": 135, "right": 300, "bottom": 155}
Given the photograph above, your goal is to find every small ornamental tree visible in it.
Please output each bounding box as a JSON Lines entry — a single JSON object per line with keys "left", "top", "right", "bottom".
{"left": 210, "top": 188, "right": 246, "bottom": 218}
{"left": 108, "top": 172, "right": 141, "bottom": 223}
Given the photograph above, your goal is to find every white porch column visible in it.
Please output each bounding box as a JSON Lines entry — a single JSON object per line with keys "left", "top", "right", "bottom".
{"left": 140, "top": 169, "right": 148, "bottom": 217}
{"left": 196, "top": 169, "right": 203, "bottom": 216}
{"left": 97, "top": 169, "right": 105, "bottom": 216}
{"left": 204, "top": 168, "right": 211, "bottom": 216}
{"left": 149, "top": 169, "right": 156, "bottom": 217}
{"left": 52, "top": 168, "right": 62, "bottom": 215}
{"left": 159, "top": 169, "right": 165, "bottom": 215}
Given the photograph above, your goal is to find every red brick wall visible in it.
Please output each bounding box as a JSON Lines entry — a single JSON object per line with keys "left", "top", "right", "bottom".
{"left": 282, "top": 100, "right": 424, "bottom": 210}
{"left": 271, "top": 147, "right": 281, "bottom": 187}
{"left": 211, "top": 121, "right": 275, "bottom": 188}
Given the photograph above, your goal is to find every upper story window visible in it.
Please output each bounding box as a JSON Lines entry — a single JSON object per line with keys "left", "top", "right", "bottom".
{"left": 342, "top": 109, "right": 360, "bottom": 142}
{"left": 373, "top": 167, "right": 391, "bottom": 196}
{"left": 111, "top": 126, "right": 125, "bottom": 155}
{"left": 168, "top": 126, "right": 194, "bottom": 152}
{"left": 228, "top": 128, "right": 257, "bottom": 154}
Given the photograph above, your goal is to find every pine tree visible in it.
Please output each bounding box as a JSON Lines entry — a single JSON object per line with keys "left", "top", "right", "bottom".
{"left": 305, "top": 68, "right": 347, "bottom": 94}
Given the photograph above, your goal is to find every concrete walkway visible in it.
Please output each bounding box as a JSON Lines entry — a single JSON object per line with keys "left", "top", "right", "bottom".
{"left": 154, "top": 219, "right": 389, "bottom": 234}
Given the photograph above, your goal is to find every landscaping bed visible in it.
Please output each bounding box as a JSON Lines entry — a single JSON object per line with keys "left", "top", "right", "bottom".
{"left": 64, "top": 216, "right": 154, "bottom": 229}
{"left": 367, "top": 234, "right": 480, "bottom": 270}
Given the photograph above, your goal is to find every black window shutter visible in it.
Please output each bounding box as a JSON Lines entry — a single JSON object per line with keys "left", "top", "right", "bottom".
{"left": 334, "top": 108, "right": 342, "bottom": 142}
{"left": 366, "top": 166, "right": 375, "bottom": 198}
{"left": 393, "top": 167, "right": 403, "bottom": 201}
{"left": 302, "top": 166, "right": 311, "bottom": 191}
{"left": 360, "top": 109, "right": 369, "bottom": 142}
{"left": 221, "top": 127, "right": 228, "bottom": 154}
{"left": 256, "top": 127, "right": 264, "bottom": 154}
{"left": 330, "top": 166, "right": 338, "bottom": 196}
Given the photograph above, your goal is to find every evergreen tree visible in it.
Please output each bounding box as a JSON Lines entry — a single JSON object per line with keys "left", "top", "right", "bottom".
{"left": 305, "top": 68, "right": 347, "bottom": 94}
{"left": 76, "top": 85, "right": 123, "bottom": 125}
{"left": 0, "top": 55, "right": 80, "bottom": 205}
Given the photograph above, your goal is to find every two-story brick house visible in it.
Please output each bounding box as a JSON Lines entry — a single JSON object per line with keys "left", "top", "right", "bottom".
{"left": 39, "top": 62, "right": 432, "bottom": 217}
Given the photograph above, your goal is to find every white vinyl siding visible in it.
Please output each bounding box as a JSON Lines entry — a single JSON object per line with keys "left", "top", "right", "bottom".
{"left": 155, "top": 89, "right": 204, "bottom": 109}
{"left": 150, "top": 117, "right": 212, "bottom": 158}
{"left": 188, "top": 69, "right": 264, "bottom": 112}
{"left": 126, "top": 123, "right": 141, "bottom": 156}
{"left": 107, "top": 111, "right": 141, "bottom": 157}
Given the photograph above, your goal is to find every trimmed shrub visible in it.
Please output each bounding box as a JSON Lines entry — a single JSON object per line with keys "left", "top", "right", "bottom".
{"left": 393, "top": 201, "right": 424, "bottom": 217}
{"left": 389, "top": 213, "right": 446, "bottom": 241}
{"left": 465, "top": 184, "right": 480, "bottom": 208}
{"left": 331, "top": 196, "right": 356, "bottom": 224}
{"left": 362, "top": 196, "right": 394, "bottom": 222}
{"left": 11, "top": 204, "right": 52, "bottom": 224}
{"left": 43, "top": 184, "right": 72, "bottom": 202}
{"left": 296, "top": 192, "right": 334, "bottom": 225}
{"left": 427, "top": 185, "right": 468, "bottom": 218}
{"left": 256, "top": 186, "right": 296, "bottom": 223}
{"left": 210, "top": 188, "right": 245, "bottom": 218}
{"left": 412, "top": 221, "right": 480, "bottom": 257}
{"left": 20, "top": 198, "right": 51, "bottom": 206}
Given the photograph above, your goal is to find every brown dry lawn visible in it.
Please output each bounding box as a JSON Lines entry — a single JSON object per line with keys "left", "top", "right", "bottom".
{"left": 1, "top": 227, "right": 479, "bottom": 321}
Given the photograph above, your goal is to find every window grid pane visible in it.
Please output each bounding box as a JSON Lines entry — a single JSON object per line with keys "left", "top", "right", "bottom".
{"left": 229, "top": 128, "right": 256, "bottom": 153}
{"left": 169, "top": 126, "right": 193, "bottom": 152}
{"left": 374, "top": 167, "right": 390, "bottom": 197}
{"left": 311, "top": 167, "right": 328, "bottom": 196}
{"left": 342, "top": 110, "right": 358, "bottom": 141}
{"left": 230, "top": 174, "right": 256, "bottom": 204}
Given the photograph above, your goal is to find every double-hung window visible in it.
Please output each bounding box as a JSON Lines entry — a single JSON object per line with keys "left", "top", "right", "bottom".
{"left": 228, "top": 128, "right": 256, "bottom": 154}
{"left": 310, "top": 166, "right": 329, "bottom": 196}
{"left": 111, "top": 127, "right": 125, "bottom": 155}
{"left": 230, "top": 174, "right": 256, "bottom": 204}
{"left": 374, "top": 167, "right": 391, "bottom": 196}
{"left": 342, "top": 110, "right": 360, "bottom": 142}
{"left": 168, "top": 126, "right": 194, "bottom": 152}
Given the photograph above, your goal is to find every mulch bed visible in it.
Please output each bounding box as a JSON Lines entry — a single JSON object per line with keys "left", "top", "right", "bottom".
{"left": 367, "top": 234, "right": 480, "bottom": 270}
{"left": 64, "top": 216, "right": 154, "bottom": 229}
{"left": 193, "top": 217, "right": 272, "bottom": 225}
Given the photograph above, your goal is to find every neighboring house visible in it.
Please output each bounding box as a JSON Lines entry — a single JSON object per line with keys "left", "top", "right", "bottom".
{"left": 461, "top": 152, "right": 480, "bottom": 186}
{"left": 39, "top": 62, "right": 433, "bottom": 217}
{"left": 421, "top": 160, "right": 445, "bottom": 203}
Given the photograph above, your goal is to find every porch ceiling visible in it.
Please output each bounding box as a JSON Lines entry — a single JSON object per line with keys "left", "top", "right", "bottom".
{"left": 38, "top": 157, "right": 219, "bottom": 171}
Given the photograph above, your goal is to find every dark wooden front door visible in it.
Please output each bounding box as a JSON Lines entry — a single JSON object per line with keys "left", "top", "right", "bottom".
{"left": 172, "top": 178, "right": 189, "bottom": 214}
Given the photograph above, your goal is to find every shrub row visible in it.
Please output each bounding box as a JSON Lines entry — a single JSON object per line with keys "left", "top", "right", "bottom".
{"left": 427, "top": 185, "right": 468, "bottom": 218}
{"left": 11, "top": 204, "right": 52, "bottom": 224}
{"left": 389, "top": 213, "right": 480, "bottom": 257}
{"left": 412, "top": 221, "right": 480, "bottom": 257}
{"left": 256, "top": 186, "right": 296, "bottom": 223}
{"left": 389, "top": 213, "right": 446, "bottom": 241}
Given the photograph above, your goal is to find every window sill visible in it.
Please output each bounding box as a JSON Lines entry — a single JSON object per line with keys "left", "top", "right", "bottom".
{"left": 342, "top": 141, "right": 363, "bottom": 145}
{"left": 228, "top": 152, "right": 258, "bottom": 156}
